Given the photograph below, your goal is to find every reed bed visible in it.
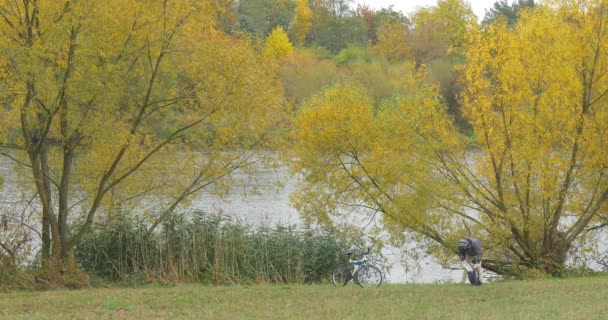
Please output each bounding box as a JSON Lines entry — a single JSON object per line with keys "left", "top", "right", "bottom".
{"left": 76, "top": 211, "right": 350, "bottom": 285}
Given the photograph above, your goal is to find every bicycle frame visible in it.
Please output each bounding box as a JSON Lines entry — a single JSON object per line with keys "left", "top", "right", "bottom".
{"left": 332, "top": 247, "right": 383, "bottom": 288}
{"left": 348, "top": 247, "right": 377, "bottom": 276}
{"left": 348, "top": 254, "right": 368, "bottom": 275}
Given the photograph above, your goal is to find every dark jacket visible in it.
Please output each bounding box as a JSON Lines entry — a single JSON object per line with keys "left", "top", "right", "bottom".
{"left": 458, "top": 237, "right": 482, "bottom": 262}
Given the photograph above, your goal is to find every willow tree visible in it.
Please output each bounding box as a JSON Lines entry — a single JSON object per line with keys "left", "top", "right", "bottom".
{"left": 291, "top": 0, "right": 608, "bottom": 276}
{"left": 0, "top": 0, "right": 284, "bottom": 274}
{"left": 457, "top": 0, "right": 608, "bottom": 274}
{"left": 290, "top": 67, "right": 462, "bottom": 257}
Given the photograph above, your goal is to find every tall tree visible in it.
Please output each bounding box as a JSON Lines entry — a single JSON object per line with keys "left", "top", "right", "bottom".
{"left": 372, "top": 20, "right": 411, "bottom": 63}
{"left": 409, "top": 0, "right": 476, "bottom": 128}
{"left": 357, "top": 5, "right": 409, "bottom": 45}
{"left": 459, "top": 0, "right": 608, "bottom": 274}
{"left": 238, "top": 0, "right": 295, "bottom": 36}
{"left": 356, "top": 4, "right": 377, "bottom": 44}
{"left": 308, "top": 0, "right": 367, "bottom": 53}
{"left": 291, "top": 0, "right": 313, "bottom": 46}
{"left": 482, "top": 0, "right": 536, "bottom": 26}
{"left": 0, "top": 0, "right": 284, "bottom": 280}
{"left": 208, "top": 0, "right": 240, "bottom": 33}
{"left": 290, "top": 1, "right": 608, "bottom": 276}
{"left": 411, "top": 0, "right": 477, "bottom": 64}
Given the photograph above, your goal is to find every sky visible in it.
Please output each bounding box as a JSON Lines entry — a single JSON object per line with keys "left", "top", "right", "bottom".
{"left": 355, "top": 0, "right": 498, "bottom": 20}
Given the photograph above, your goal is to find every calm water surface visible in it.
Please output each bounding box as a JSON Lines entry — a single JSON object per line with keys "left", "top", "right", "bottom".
{"left": 4, "top": 157, "right": 603, "bottom": 283}
{"left": 190, "top": 166, "right": 462, "bottom": 283}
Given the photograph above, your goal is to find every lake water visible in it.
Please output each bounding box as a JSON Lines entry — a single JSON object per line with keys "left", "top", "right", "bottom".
{"left": 189, "top": 166, "right": 463, "bottom": 284}
{"left": 3, "top": 157, "right": 604, "bottom": 283}
{"left": 0, "top": 156, "right": 462, "bottom": 283}
{"left": 185, "top": 164, "right": 608, "bottom": 283}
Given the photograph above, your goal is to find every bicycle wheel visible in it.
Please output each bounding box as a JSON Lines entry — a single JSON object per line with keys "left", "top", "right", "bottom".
{"left": 331, "top": 264, "right": 352, "bottom": 287}
{"left": 355, "top": 265, "right": 383, "bottom": 288}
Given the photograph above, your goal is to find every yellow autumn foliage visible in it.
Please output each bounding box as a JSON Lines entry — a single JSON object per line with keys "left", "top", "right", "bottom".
{"left": 0, "top": 0, "right": 285, "bottom": 262}
{"left": 265, "top": 26, "right": 294, "bottom": 60}
{"left": 372, "top": 21, "right": 411, "bottom": 63}
{"left": 456, "top": 0, "right": 608, "bottom": 273}
{"left": 291, "top": 0, "right": 608, "bottom": 275}
{"left": 291, "top": 0, "right": 313, "bottom": 46}
{"left": 291, "top": 69, "right": 459, "bottom": 240}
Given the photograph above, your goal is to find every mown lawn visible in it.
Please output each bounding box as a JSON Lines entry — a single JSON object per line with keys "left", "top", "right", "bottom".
{"left": 1, "top": 276, "right": 607, "bottom": 319}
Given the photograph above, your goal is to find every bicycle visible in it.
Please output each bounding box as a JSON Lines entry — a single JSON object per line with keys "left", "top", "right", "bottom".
{"left": 331, "top": 248, "right": 383, "bottom": 288}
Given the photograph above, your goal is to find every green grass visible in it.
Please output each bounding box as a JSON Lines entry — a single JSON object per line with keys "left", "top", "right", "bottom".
{"left": 1, "top": 276, "right": 607, "bottom": 319}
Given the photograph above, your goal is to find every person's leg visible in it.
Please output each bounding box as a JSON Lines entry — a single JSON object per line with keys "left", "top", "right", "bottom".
{"left": 472, "top": 257, "right": 483, "bottom": 284}
{"left": 461, "top": 268, "right": 467, "bottom": 284}
{"left": 460, "top": 256, "right": 472, "bottom": 284}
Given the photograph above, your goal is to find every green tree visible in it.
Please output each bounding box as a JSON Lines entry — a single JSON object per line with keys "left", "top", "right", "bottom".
{"left": 408, "top": 0, "right": 476, "bottom": 128}
{"left": 308, "top": 0, "right": 367, "bottom": 53}
{"left": 209, "top": 0, "right": 240, "bottom": 33}
{"left": 356, "top": 4, "right": 378, "bottom": 44}
{"left": 357, "top": 5, "right": 410, "bottom": 47}
{"left": 335, "top": 45, "right": 370, "bottom": 65}
{"left": 482, "top": 0, "right": 536, "bottom": 26}
{"left": 375, "top": 6, "right": 409, "bottom": 25}
{"left": 238, "top": 0, "right": 295, "bottom": 36}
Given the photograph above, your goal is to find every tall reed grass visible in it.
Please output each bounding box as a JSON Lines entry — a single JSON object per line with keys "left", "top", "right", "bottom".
{"left": 76, "top": 211, "right": 350, "bottom": 285}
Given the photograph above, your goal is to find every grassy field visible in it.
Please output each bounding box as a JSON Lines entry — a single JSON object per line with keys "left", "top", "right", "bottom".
{"left": 1, "top": 276, "right": 607, "bottom": 319}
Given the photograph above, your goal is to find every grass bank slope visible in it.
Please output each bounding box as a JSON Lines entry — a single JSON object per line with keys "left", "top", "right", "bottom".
{"left": 1, "top": 276, "right": 607, "bottom": 319}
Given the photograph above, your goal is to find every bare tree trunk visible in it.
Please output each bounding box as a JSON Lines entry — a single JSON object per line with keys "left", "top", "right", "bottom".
{"left": 41, "top": 212, "right": 51, "bottom": 263}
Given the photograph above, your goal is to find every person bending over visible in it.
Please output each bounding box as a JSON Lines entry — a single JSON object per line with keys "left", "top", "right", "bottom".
{"left": 458, "top": 237, "right": 483, "bottom": 285}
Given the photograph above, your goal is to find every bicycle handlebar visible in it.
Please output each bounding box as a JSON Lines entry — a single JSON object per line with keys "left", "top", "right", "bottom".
{"left": 346, "top": 247, "right": 372, "bottom": 257}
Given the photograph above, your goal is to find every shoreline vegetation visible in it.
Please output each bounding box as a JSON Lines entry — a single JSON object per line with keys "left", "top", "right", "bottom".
{"left": 1, "top": 212, "right": 358, "bottom": 290}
